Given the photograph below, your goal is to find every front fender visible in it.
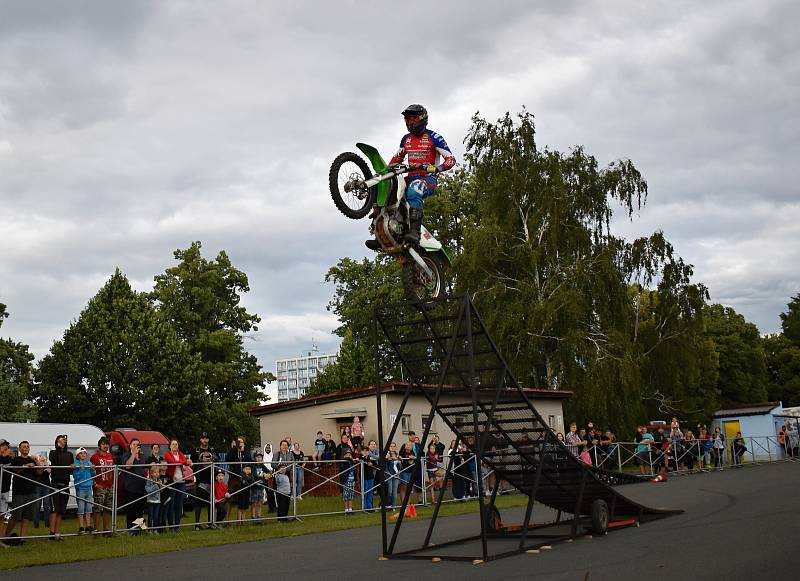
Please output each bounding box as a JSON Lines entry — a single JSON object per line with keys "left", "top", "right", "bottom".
{"left": 356, "top": 143, "right": 391, "bottom": 206}
{"left": 422, "top": 247, "right": 452, "bottom": 266}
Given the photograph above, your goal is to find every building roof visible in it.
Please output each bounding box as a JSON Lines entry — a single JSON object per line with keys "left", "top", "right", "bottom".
{"left": 249, "top": 382, "right": 572, "bottom": 417}
{"left": 713, "top": 402, "right": 782, "bottom": 418}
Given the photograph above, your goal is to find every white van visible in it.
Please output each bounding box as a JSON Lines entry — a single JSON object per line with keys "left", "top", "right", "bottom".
{"left": 0, "top": 422, "right": 107, "bottom": 512}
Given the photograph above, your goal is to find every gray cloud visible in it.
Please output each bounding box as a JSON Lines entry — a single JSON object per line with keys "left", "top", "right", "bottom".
{"left": 1, "top": 0, "right": 797, "bottom": 378}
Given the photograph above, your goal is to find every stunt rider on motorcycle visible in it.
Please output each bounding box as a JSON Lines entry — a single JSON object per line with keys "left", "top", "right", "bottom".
{"left": 365, "top": 104, "right": 457, "bottom": 250}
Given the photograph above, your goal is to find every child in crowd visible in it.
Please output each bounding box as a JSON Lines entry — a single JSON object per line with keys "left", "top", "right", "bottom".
{"left": 384, "top": 442, "right": 400, "bottom": 509}
{"left": 72, "top": 447, "right": 95, "bottom": 535}
{"left": 273, "top": 456, "right": 292, "bottom": 523}
{"left": 214, "top": 470, "right": 230, "bottom": 526}
{"left": 251, "top": 453, "right": 266, "bottom": 521}
{"left": 313, "top": 431, "right": 326, "bottom": 470}
{"left": 237, "top": 464, "right": 254, "bottom": 524}
{"left": 351, "top": 416, "right": 364, "bottom": 450}
{"left": 359, "top": 444, "right": 378, "bottom": 511}
{"left": 323, "top": 433, "right": 337, "bottom": 461}
{"left": 398, "top": 441, "right": 416, "bottom": 505}
{"left": 291, "top": 442, "right": 305, "bottom": 499}
{"left": 145, "top": 464, "right": 164, "bottom": 531}
{"left": 341, "top": 445, "right": 356, "bottom": 515}
{"left": 33, "top": 454, "right": 53, "bottom": 531}
{"left": 579, "top": 442, "right": 592, "bottom": 465}
{"left": 425, "top": 443, "right": 440, "bottom": 503}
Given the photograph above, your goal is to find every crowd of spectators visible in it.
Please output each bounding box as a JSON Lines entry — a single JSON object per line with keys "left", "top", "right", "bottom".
{"left": 558, "top": 416, "right": 800, "bottom": 476}
{"left": 0, "top": 416, "right": 486, "bottom": 547}
{"left": 4, "top": 414, "right": 798, "bottom": 547}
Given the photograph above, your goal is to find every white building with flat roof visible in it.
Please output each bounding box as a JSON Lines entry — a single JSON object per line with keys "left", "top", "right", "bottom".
{"left": 275, "top": 351, "right": 338, "bottom": 402}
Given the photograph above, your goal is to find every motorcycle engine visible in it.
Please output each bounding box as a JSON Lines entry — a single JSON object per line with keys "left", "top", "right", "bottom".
{"left": 388, "top": 217, "right": 405, "bottom": 236}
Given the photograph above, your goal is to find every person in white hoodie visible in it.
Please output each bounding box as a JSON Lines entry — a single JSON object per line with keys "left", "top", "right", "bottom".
{"left": 262, "top": 443, "right": 276, "bottom": 513}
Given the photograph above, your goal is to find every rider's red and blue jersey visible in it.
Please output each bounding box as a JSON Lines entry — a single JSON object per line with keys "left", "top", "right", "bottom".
{"left": 389, "top": 129, "right": 457, "bottom": 189}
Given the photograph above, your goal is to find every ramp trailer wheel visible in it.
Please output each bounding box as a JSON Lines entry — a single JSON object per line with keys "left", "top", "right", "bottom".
{"left": 590, "top": 499, "right": 609, "bottom": 534}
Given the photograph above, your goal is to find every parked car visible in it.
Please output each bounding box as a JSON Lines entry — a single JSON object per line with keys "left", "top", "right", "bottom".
{"left": 104, "top": 428, "right": 170, "bottom": 463}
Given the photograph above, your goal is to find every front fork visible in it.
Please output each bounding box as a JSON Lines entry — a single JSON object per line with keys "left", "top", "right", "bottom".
{"left": 405, "top": 247, "right": 434, "bottom": 280}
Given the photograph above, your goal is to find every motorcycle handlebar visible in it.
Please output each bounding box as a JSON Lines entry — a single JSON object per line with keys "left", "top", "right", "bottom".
{"left": 389, "top": 164, "right": 426, "bottom": 173}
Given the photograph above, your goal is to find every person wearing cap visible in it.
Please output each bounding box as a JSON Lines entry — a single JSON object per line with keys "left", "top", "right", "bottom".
{"left": 3, "top": 441, "right": 42, "bottom": 545}
{"left": 191, "top": 431, "right": 218, "bottom": 530}
{"left": 73, "top": 447, "right": 96, "bottom": 535}
{"left": 0, "top": 439, "right": 14, "bottom": 524}
{"left": 48, "top": 434, "right": 73, "bottom": 540}
{"left": 213, "top": 470, "right": 230, "bottom": 526}
{"left": 91, "top": 436, "right": 115, "bottom": 534}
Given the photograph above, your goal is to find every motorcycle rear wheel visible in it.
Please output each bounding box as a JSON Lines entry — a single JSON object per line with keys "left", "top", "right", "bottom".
{"left": 329, "top": 152, "right": 376, "bottom": 219}
{"left": 402, "top": 252, "right": 446, "bottom": 302}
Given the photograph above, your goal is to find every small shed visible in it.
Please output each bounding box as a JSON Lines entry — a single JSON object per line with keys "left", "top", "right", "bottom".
{"left": 712, "top": 402, "right": 785, "bottom": 460}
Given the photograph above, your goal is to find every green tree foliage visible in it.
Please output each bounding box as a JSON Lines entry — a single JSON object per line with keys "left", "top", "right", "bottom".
{"left": 763, "top": 334, "right": 800, "bottom": 406}
{"left": 309, "top": 256, "right": 404, "bottom": 395}
{"left": 703, "top": 303, "right": 768, "bottom": 405}
{"left": 0, "top": 303, "right": 37, "bottom": 421}
{"left": 150, "top": 242, "right": 271, "bottom": 445}
{"left": 449, "top": 110, "right": 707, "bottom": 435}
{"left": 324, "top": 256, "right": 404, "bottom": 344}
{"left": 0, "top": 375, "right": 37, "bottom": 422}
{"left": 635, "top": 289, "right": 719, "bottom": 422}
{"left": 423, "top": 166, "right": 479, "bottom": 262}
{"left": 764, "top": 296, "right": 800, "bottom": 406}
{"left": 780, "top": 294, "right": 800, "bottom": 344}
{"left": 308, "top": 329, "right": 372, "bottom": 396}
{"left": 33, "top": 270, "right": 206, "bottom": 441}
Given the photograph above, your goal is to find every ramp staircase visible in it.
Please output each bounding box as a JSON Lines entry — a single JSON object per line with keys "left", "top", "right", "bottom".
{"left": 374, "top": 295, "right": 679, "bottom": 562}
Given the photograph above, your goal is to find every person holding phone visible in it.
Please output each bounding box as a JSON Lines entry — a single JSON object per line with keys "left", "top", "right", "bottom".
{"left": 122, "top": 438, "right": 148, "bottom": 532}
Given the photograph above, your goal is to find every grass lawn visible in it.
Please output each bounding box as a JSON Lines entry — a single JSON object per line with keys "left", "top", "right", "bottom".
{"left": 0, "top": 493, "right": 529, "bottom": 570}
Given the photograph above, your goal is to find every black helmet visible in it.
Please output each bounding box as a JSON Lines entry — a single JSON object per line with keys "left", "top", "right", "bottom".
{"left": 402, "top": 104, "right": 428, "bottom": 136}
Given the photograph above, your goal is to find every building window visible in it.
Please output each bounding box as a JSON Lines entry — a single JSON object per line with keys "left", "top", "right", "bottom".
{"left": 421, "top": 414, "right": 435, "bottom": 432}
{"left": 548, "top": 415, "right": 556, "bottom": 429}
{"left": 400, "top": 414, "right": 412, "bottom": 434}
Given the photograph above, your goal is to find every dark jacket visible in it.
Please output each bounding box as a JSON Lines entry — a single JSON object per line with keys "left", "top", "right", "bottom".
{"left": 49, "top": 446, "right": 74, "bottom": 485}
{"left": 227, "top": 448, "right": 252, "bottom": 483}
{"left": 121, "top": 453, "right": 148, "bottom": 495}
{"left": 0, "top": 454, "right": 13, "bottom": 493}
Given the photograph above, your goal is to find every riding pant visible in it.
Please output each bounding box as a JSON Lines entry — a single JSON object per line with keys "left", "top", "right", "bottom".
{"left": 406, "top": 176, "right": 436, "bottom": 209}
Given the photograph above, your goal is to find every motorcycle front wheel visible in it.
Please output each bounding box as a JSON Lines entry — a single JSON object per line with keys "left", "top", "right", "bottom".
{"left": 329, "top": 152, "right": 376, "bottom": 219}
{"left": 402, "top": 252, "right": 446, "bottom": 302}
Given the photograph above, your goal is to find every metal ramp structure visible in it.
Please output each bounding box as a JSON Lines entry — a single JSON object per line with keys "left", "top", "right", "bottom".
{"left": 374, "top": 295, "right": 679, "bottom": 562}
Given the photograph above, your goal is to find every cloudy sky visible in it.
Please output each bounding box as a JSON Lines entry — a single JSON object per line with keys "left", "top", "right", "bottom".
{"left": 1, "top": 1, "right": 798, "bottom": 400}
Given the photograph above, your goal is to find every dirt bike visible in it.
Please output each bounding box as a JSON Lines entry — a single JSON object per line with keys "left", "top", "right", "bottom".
{"left": 329, "top": 143, "right": 451, "bottom": 302}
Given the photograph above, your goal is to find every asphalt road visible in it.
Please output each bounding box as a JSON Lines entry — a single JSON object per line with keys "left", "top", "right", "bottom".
{"left": 5, "top": 461, "right": 799, "bottom": 581}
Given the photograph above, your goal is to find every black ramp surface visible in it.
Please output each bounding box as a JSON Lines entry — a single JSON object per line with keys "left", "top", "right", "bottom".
{"left": 374, "top": 295, "right": 678, "bottom": 523}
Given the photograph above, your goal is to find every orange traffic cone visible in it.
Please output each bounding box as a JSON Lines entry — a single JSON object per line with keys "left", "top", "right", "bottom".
{"left": 405, "top": 503, "right": 418, "bottom": 518}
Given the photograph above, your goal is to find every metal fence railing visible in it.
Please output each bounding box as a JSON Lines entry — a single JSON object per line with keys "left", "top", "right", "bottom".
{"left": 564, "top": 434, "right": 799, "bottom": 475}
{"left": 1, "top": 436, "right": 797, "bottom": 543}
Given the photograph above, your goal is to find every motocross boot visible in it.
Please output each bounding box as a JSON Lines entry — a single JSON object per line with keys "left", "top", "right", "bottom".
{"left": 403, "top": 208, "right": 424, "bottom": 246}
{"left": 365, "top": 238, "right": 381, "bottom": 251}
